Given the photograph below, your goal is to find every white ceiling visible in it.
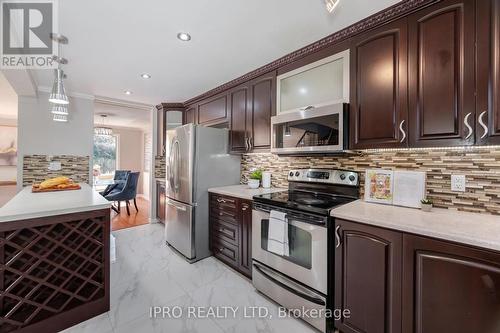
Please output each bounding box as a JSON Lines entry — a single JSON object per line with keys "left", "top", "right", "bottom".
{"left": 0, "top": 72, "right": 18, "bottom": 122}
{"left": 31, "top": 0, "right": 401, "bottom": 105}
{"left": 94, "top": 102, "right": 151, "bottom": 131}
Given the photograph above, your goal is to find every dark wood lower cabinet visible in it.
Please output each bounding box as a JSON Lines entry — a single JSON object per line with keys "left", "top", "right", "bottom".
{"left": 209, "top": 194, "right": 252, "bottom": 278}
{"left": 402, "top": 234, "right": 500, "bottom": 333}
{"left": 334, "top": 219, "right": 500, "bottom": 333}
{"left": 334, "top": 219, "right": 402, "bottom": 333}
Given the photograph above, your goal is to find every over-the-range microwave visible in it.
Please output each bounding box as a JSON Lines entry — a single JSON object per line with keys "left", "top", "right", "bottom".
{"left": 271, "top": 103, "right": 349, "bottom": 154}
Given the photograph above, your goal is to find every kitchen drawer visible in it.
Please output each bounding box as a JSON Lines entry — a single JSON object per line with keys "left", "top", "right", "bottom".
{"left": 210, "top": 195, "right": 237, "bottom": 212}
{"left": 210, "top": 207, "right": 238, "bottom": 224}
{"left": 211, "top": 218, "right": 239, "bottom": 246}
{"left": 212, "top": 236, "right": 239, "bottom": 269}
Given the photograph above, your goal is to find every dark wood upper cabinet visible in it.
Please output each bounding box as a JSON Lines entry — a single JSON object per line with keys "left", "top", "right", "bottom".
{"left": 156, "top": 109, "right": 166, "bottom": 156}
{"left": 229, "top": 72, "right": 275, "bottom": 153}
{"left": 184, "top": 106, "right": 196, "bottom": 124}
{"left": 408, "top": 0, "right": 475, "bottom": 147}
{"left": 197, "top": 94, "right": 228, "bottom": 126}
{"left": 350, "top": 18, "right": 409, "bottom": 149}
{"left": 403, "top": 234, "right": 500, "bottom": 333}
{"left": 477, "top": 0, "right": 500, "bottom": 144}
{"left": 230, "top": 85, "right": 251, "bottom": 153}
{"left": 335, "top": 219, "right": 402, "bottom": 333}
{"left": 250, "top": 74, "right": 275, "bottom": 150}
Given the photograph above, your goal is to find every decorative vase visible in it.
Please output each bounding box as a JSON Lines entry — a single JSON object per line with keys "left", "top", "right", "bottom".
{"left": 421, "top": 203, "right": 432, "bottom": 212}
{"left": 248, "top": 179, "right": 260, "bottom": 189}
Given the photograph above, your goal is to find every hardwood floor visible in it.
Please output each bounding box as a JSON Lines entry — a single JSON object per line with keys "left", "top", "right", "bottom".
{"left": 111, "top": 197, "right": 150, "bottom": 231}
{"left": 0, "top": 185, "right": 17, "bottom": 207}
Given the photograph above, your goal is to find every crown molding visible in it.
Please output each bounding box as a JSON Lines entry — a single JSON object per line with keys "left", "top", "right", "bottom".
{"left": 182, "top": 0, "right": 439, "bottom": 106}
{"left": 95, "top": 96, "right": 153, "bottom": 111}
{"left": 156, "top": 102, "right": 185, "bottom": 111}
{"left": 37, "top": 85, "right": 95, "bottom": 100}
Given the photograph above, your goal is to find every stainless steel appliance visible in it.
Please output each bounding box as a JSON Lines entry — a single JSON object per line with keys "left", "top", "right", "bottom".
{"left": 270, "top": 103, "right": 349, "bottom": 154}
{"left": 165, "top": 123, "right": 240, "bottom": 262}
{"left": 252, "top": 169, "right": 359, "bottom": 332}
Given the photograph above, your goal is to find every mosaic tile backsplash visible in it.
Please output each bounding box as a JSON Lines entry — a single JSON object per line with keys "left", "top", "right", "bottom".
{"left": 23, "top": 155, "right": 90, "bottom": 186}
{"left": 241, "top": 148, "right": 500, "bottom": 215}
{"left": 155, "top": 156, "right": 166, "bottom": 179}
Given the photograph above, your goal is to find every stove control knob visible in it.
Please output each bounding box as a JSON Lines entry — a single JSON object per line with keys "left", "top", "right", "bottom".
{"left": 349, "top": 175, "right": 356, "bottom": 182}
{"left": 295, "top": 171, "right": 300, "bottom": 177}
{"left": 289, "top": 172, "right": 294, "bottom": 177}
{"left": 340, "top": 174, "right": 346, "bottom": 180}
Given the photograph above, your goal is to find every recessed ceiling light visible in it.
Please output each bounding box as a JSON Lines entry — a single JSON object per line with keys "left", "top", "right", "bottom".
{"left": 124, "top": 90, "right": 133, "bottom": 95}
{"left": 140, "top": 73, "right": 151, "bottom": 79}
{"left": 177, "top": 32, "right": 191, "bottom": 41}
{"left": 325, "top": 0, "right": 340, "bottom": 13}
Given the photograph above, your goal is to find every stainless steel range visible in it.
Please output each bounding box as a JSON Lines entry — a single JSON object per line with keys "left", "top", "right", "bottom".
{"left": 252, "top": 169, "right": 359, "bottom": 332}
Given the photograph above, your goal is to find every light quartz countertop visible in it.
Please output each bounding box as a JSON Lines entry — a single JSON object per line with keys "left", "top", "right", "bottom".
{"left": 208, "top": 184, "right": 287, "bottom": 201}
{"left": 0, "top": 183, "right": 111, "bottom": 223}
{"left": 331, "top": 200, "right": 500, "bottom": 252}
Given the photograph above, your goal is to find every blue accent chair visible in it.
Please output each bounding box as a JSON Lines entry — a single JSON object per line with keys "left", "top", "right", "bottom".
{"left": 99, "top": 170, "right": 130, "bottom": 196}
{"left": 105, "top": 171, "right": 140, "bottom": 215}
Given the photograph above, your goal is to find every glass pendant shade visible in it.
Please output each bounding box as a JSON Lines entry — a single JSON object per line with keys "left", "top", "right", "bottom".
{"left": 51, "top": 104, "right": 68, "bottom": 115}
{"left": 49, "top": 69, "right": 69, "bottom": 105}
{"left": 94, "top": 127, "right": 113, "bottom": 136}
{"left": 53, "top": 114, "right": 68, "bottom": 122}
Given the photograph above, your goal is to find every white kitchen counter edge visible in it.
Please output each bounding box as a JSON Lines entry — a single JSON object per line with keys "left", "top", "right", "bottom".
{"left": 0, "top": 183, "right": 111, "bottom": 223}
{"left": 331, "top": 200, "right": 500, "bottom": 252}
{"left": 208, "top": 185, "right": 287, "bottom": 201}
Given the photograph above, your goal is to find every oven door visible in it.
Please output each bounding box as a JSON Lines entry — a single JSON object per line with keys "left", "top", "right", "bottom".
{"left": 252, "top": 206, "right": 328, "bottom": 294}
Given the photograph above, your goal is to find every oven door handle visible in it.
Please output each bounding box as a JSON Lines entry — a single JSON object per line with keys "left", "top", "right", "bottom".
{"left": 253, "top": 262, "right": 326, "bottom": 306}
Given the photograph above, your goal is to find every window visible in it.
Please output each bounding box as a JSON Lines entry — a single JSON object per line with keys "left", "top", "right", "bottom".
{"left": 93, "top": 134, "right": 118, "bottom": 186}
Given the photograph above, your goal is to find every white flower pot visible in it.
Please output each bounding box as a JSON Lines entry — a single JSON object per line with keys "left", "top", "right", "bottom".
{"left": 248, "top": 179, "right": 260, "bottom": 189}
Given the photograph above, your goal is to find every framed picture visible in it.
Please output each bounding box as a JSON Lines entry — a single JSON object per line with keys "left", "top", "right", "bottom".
{"left": 364, "top": 169, "right": 394, "bottom": 205}
{"left": 0, "top": 126, "right": 17, "bottom": 166}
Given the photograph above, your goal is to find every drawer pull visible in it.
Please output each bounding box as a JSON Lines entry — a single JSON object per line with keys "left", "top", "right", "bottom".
{"left": 217, "top": 198, "right": 226, "bottom": 203}
{"left": 242, "top": 204, "right": 249, "bottom": 211}
{"left": 219, "top": 212, "right": 223, "bottom": 216}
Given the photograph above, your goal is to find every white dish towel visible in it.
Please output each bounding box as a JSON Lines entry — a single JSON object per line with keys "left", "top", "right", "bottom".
{"left": 267, "top": 210, "right": 290, "bottom": 256}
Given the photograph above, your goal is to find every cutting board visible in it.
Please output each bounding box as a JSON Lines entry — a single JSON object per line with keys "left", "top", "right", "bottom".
{"left": 32, "top": 184, "right": 81, "bottom": 193}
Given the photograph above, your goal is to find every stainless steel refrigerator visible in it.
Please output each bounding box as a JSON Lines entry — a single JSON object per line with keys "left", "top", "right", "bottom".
{"left": 164, "top": 123, "right": 241, "bottom": 262}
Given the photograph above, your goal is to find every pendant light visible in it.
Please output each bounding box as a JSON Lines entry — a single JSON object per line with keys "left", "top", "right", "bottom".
{"left": 53, "top": 114, "right": 68, "bottom": 122}
{"left": 48, "top": 33, "right": 69, "bottom": 105}
{"left": 51, "top": 104, "right": 68, "bottom": 115}
{"left": 49, "top": 68, "right": 69, "bottom": 104}
{"left": 94, "top": 114, "right": 113, "bottom": 136}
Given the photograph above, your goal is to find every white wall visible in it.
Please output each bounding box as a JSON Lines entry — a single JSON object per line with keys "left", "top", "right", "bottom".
{"left": 17, "top": 92, "right": 94, "bottom": 189}
{"left": 111, "top": 127, "right": 145, "bottom": 195}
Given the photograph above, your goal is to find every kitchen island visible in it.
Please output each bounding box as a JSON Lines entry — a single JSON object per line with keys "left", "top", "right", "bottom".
{"left": 0, "top": 184, "right": 111, "bottom": 333}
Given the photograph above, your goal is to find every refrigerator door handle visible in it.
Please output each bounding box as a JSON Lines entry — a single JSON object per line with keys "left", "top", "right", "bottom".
{"left": 168, "top": 138, "right": 175, "bottom": 190}
{"left": 166, "top": 198, "right": 187, "bottom": 211}
{"left": 174, "top": 139, "right": 181, "bottom": 192}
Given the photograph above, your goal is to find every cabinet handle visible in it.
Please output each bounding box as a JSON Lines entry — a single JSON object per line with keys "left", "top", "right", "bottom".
{"left": 242, "top": 204, "right": 249, "bottom": 211}
{"left": 217, "top": 198, "right": 226, "bottom": 203}
{"left": 479, "top": 111, "right": 488, "bottom": 139}
{"left": 335, "top": 225, "right": 341, "bottom": 248}
{"left": 399, "top": 120, "right": 406, "bottom": 143}
{"left": 219, "top": 212, "right": 223, "bottom": 216}
{"left": 300, "top": 106, "right": 315, "bottom": 111}
{"left": 464, "top": 112, "right": 473, "bottom": 140}
{"left": 249, "top": 137, "right": 253, "bottom": 151}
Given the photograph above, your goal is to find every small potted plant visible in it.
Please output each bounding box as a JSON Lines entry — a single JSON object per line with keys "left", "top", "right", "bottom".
{"left": 248, "top": 169, "right": 262, "bottom": 189}
{"left": 421, "top": 198, "right": 433, "bottom": 212}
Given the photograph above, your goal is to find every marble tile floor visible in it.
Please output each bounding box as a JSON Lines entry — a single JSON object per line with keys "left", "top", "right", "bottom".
{"left": 62, "top": 223, "right": 318, "bottom": 333}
